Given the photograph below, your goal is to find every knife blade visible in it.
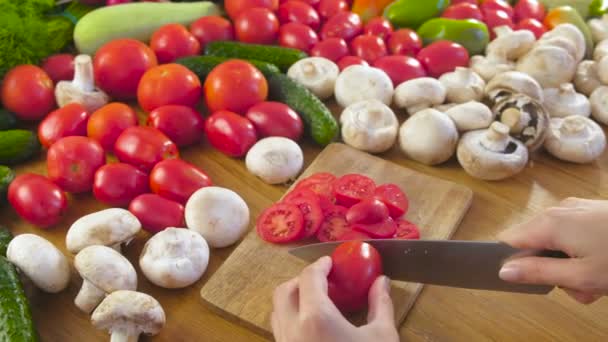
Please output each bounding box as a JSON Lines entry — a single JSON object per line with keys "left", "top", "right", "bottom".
{"left": 288, "top": 240, "right": 568, "bottom": 294}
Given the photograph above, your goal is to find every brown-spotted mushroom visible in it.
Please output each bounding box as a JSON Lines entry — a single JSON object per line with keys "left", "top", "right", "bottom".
{"left": 493, "top": 94, "right": 549, "bottom": 151}
{"left": 544, "top": 115, "right": 606, "bottom": 164}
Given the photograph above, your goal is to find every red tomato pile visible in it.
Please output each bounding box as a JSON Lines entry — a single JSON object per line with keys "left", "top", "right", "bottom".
{"left": 256, "top": 172, "right": 421, "bottom": 244}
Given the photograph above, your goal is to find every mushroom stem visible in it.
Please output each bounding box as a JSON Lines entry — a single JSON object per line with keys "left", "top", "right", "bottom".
{"left": 560, "top": 116, "right": 586, "bottom": 137}
{"left": 302, "top": 61, "right": 318, "bottom": 76}
{"left": 72, "top": 55, "right": 95, "bottom": 92}
{"left": 75, "top": 280, "right": 106, "bottom": 313}
{"left": 559, "top": 83, "right": 575, "bottom": 93}
{"left": 481, "top": 122, "right": 510, "bottom": 152}
{"left": 500, "top": 107, "right": 531, "bottom": 134}
{"left": 110, "top": 330, "right": 139, "bottom": 342}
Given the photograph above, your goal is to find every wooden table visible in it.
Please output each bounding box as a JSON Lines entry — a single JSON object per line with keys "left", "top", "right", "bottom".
{"left": 3, "top": 117, "right": 608, "bottom": 341}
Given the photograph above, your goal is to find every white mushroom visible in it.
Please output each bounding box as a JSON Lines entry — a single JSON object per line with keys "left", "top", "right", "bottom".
{"left": 493, "top": 94, "right": 549, "bottom": 151}
{"left": 334, "top": 65, "right": 394, "bottom": 108}
{"left": 433, "top": 103, "right": 457, "bottom": 112}
{"left": 597, "top": 56, "right": 608, "bottom": 84}
{"left": 393, "top": 77, "right": 446, "bottom": 114}
{"left": 398, "top": 108, "right": 459, "bottom": 165}
{"left": 6, "top": 234, "right": 70, "bottom": 293}
{"left": 139, "top": 228, "right": 209, "bottom": 289}
{"left": 245, "top": 137, "right": 304, "bottom": 185}
{"left": 444, "top": 101, "right": 494, "bottom": 132}
{"left": 92, "top": 290, "right": 165, "bottom": 342}
{"left": 66, "top": 208, "right": 141, "bottom": 254}
{"left": 74, "top": 245, "right": 137, "bottom": 314}
{"left": 287, "top": 57, "right": 339, "bottom": 100}
{"left": 542, "top": 84, "right": 591, "bottom": 118}
{"left": 539, "top": 23, "right": 586, "bottom": 62}
{"left": 574, "top": 60, "right": 602, "bottom": 96}
{"left": 535, "top": 36, "right": 579, "bottom": 63}
{"left": 590, "top": 86, "right": 608, "bottom": 125}
{"left": 55, "top": 54, "right": 109, "bottom": 113}
{"left": 339, "top": 99, "right": 399, "bottom": 153}
{"left": 593, "top": 39, "right": 608, "bottom": 61}
{"left": 589, "top": 15, "right": 608, "bottom": 43}
{"left": 487, "top": 25, "right": 536, "bottom": 60}
{"left": 185, "top": 187, "right": 250, "bottom": 248}
{"left": 544, "top": 116, "right": 606, "bottom": 163}
{"left": 485, "top": 71, "right": 544, "bottom": 104}
{"left": 457, "top": 122, "right": 529, "bottom": 180}
{"left": 438, "top": 67, "right": 485, "bottom": 103}
{"left": 516, "top": 45, "right": 577, "bottom": 88}
{"left": 470, "top": 52, "right": 515, "bottom": 82}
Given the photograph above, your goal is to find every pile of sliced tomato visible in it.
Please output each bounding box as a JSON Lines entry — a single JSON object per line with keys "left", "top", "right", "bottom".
{"left": 256, "top": 172, "right": 421, "bottom": 244}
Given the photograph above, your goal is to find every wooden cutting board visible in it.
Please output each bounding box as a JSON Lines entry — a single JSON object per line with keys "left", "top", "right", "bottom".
{"left": 200, "top": 143, "right": 474, "bottom": 337}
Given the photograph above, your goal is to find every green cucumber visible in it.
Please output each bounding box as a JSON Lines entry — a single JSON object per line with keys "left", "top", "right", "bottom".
{"left": 0, "top": 166, "right": 14, "bottom": 203}
{"left": 176, "top": 56, "right": 281, "bottom": 81}
{"left": 205, "top": 41, "right": 308, "bottom": 72}
{"left": 0, "top": 109, "right": 17, "bottom": 131}
{"left": 74, "top": 1, "right": 221, "bottom": 55}
{"left": 0, "top": 130, "right": 40, "bottom": 165}
{"left": 267, "top": 73, "right": 338, "bottom": 146}
{"left": 0, "top": 228, "right": 10, "bottom": 257}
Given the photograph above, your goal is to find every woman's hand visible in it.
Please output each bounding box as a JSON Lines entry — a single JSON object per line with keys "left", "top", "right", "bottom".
{"left": 272, "top": 256, "right": 400, "bottom": 342}
{"left": 499, "top": 198, "right": 608, "bottom": 304}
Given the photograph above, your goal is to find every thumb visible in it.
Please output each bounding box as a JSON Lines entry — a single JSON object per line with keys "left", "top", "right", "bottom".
{"left": 499, "top": 256, "right": 585, "bottom": 290}
{"left": 367, "top": 276, "right": 395, "bottom": 325}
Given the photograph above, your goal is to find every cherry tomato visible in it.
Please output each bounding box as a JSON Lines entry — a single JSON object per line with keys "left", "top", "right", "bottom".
{"left": 150, "top": 24, "right": 201, "bottom": 63}
{"left": 149, "top": 159, "right": 212, "bottom": 204}
{"left": 484, "top": 9, "right": 514, "bottom": 38}
{"left": 235, "top": 8, "right": 280, "bottom": 44}
{"left": 372, "top": 55, "right": 426, "bottom": 87}
{"left": 514, "top": 0, "right": 545, "bottom": 23}
{"left": 284, "top": 193, "right": 323, "bottom": 238}
{"left": 481, "top": 0, "right": 514, "bottom": 18}
{"left": 47, "top": 137, "right": 106, "bottom": 193}
{"left": 294, "top": 172, "right": 336, "bottom": 202}
{"left": 338, "top": 230, "right": 371, "bottom": 240}
{"left": 332, "top": 174, "right": 376, "bottom": 207}
{"left": 346, "top": 198, "right": 389, "bottom": 224}
{"left": 350, "top": 34, "right": 388, "bottom": 63}
{"left": 114, "top": 126, "right": 179, "bottom": 172}
{"left": 278, "top": 1, "right": 320, "bottom": 30}
{"left": 87, "top": 103, "right": 138, "bottom": 151}
{"left": 93, "top": 39, "right": 157, "bottom": 100}
{"left": 317, "top": 0, "right": 348, "bottom": 20}
{"left": 245, "top": 101, "right": 303, "bottom": 140}
{"left": 353, "top": 217, "right": 396, "bottom": 238}
{"left": 310, "top": 38, "right": 349, "bottom": 62}
{"left": 364, "top": 17, "right": 393, "bottom": 41}
{"left": 38, "top": 103, "right": 90, "bottom": 148}
{"left": 204, "top": 60, "right": 268, "bottom": 114}
{"left": 374, "top": 183, "right": 409, "bottom": 218}
{"left": 328, "top": 240, "right": 383, "bottom": 312}
{"left": 1, "top": 65, "right": 55, "bottom": 121}
{"left": 41, "top": 54, "right": 75, "bottom": 83}
{"left": 321, "top": 12, "right": 362, "bottom": 41}
{"left": 225, "top": 0, "right": 278, "bottom": 19}
{"left": 279, "top": 23, "right": 320, "bottom": 52}
{"left": 442, "top": 3, "right": 484, "bottom": 21}
{"left": 451, "top": 0, "right": 478, "bottom": 4}
{"left": 190, "top": 16, "right": 234, "bottom": 50}
{"left": 129, "top": 194, "right": 185, "bottom": 234}
{"left": 93, "top": 163, "right": 149, "bottom": 207}
{"left": 147, "top": 105, "right": 204, "bottom": 147}
{"left": 8, "top": 174, "right": 68, "bottom": 228}
{"left": 417, "top": 40, "right": 469, "bottom": 78}
{"left": 138, "top": 64, "right": 202, "bottom": 112}
{"left": 257, "top": 203, "right": 305, "bottom": 243}
{"left": 316, "top": 205, "right": 349, "bottom": 242}
{"left": 394, "top": 219, "right": 420, "bottom": 239}
{"left": 292, "top": 0, "right": 319, "bottom": 7}
{"left": 205, "top": 110, "right": 258, "bottom": 157}
{"left": 388, "top": 29, "right": 422, "bottom": 56}
{"left": 337, "top": 56, "right": 368, "bottom": 70}
{"left": 516, "top": 18, "right": 547, "bottom": 39}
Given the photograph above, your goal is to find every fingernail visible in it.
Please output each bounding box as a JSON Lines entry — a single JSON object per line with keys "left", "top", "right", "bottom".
{"left": 499, "top": 263, "right": 521, "bottom": 282}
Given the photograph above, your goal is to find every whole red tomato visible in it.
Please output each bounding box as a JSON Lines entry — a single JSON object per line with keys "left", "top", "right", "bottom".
{"left": 442, "top": 3, "right": 484, "bottom": 21}
{"left": 205, "top": 110, "right": 258, "bottom": 157}
{"left": 388, "top": 29, "right": 422, "bottom": 56}
{"left": 47, "top": 136, "right": 106, "bottom": 193}
{"left": 279, "top": 23, "right": 319, "bottom": 52}
{"left": 484, "top": 9, "right": 514, "bottom": 38}
{"left": 93, "top": 39, "right": 157, "bottom": 100}
{"left": 149, "top": 159, "right": 212, "bottom": 204}
{"left": 516, "top": 18, "right": 546, "bottom": 39}
{"left": 364, "top": 17, "right": 393, "bottom": 41}
{"left": 514, "top": 0, "right": 545, "bottom": 22}
{"left": 373, "top": 55, "right": 426, "bottom": 86}
{"left": 87, "top": 103, "right": 138, "bottom": 151}
{"left": 337, "top": 56, "right": 368, "bottom": 70}
{"left": 417, "top": 40, "right": 469, "bottom": 78}
{"left": 38, "top": 103, "right": 90, "bottom": 148}
{"left": 150, "top": 24, "right": 201, "bottom": 63}
{"left": 204, "top": 60, "right": 268, "bottom": 114}
{"left": 317, "top": 0, "right": 349, "bottom": 20}
{"left": 452, "top": 0, "right": 477, "bottom": 4}
{"left": 350, "top": 35, "right": 388, "bottom": 63}
{"left": 235, "top": 8, "right": 280, "bottom": 44}
{"left": 8, "top": 173, "right": 68, "bottom": 228}
{"left": 138, "top": 64, "right": 202, "bottom": 112}
{"left": 147, "top": 105, "right": 204, "bottom": 147}
{"left": 245, "top": 101, "right": 303, "bottom": 140}
{"left": 321, "top": 12, "right": 363, "bottom": 41}
{"left": 93, "top": 163, "right": 149, "bottom": 207}
{"left": 41, "top": 54, "right": 75, "bottom": 83}
{"left": 225, "top": 0, "right": 278, "bottom": 19}
{"left": 310, "top": 38, "right": 349, "bottom": 62}
{"left": 328, "top": 241, "right": 383, "bottom": 312}
{"left": 114, "top": 126, "right": 179, "bottom": 172}
{"left": 278, "top": 1, "right": 320, "bottom": 30}
{"left": 1, "top": 65, "right": 55, "bottom": 121}
{"left": 481, "top": 0, "right": 514, "bottom": 18}
{"left": 129, "top": 194, "right": 184, "bottom": 233}
{"left": 190, "top": 16, "right": 234, "bottom": 49}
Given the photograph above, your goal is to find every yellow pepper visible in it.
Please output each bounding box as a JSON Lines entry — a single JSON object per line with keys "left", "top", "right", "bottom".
{"left": 351, "top": 0, "right": 394, "bottom": 23}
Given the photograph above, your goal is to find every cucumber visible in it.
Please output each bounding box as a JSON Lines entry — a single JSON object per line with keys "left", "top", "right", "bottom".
{"left": 0, "top": 166, "right": 14, "bottom": 203}
{"left": 74, "top": 1, "right": 221, "bottom": 55}
{"left": 176, "top": 56, "right": 281, "bottom": 81}
{"left": 267, "top": 73, "right": 338, "bottom": 146}
{"left": 0, "top": 109, "right": 17, "bottom": 131}
{"left": 0, "top": 130, "right": 40, "bottom": 165}
{"left": 205, "top": 41, "right": 308, "bottom": 72}
{"left": 0, "top": 257, "right": 38, "bottom": 342}
{"left": 0, "top": 228, "right": 10, "bottom": 257}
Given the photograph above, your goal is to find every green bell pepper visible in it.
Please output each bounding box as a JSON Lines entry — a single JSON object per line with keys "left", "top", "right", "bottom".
{"left": 590, "top": 0, "right": 608, "bottom": 17}
{"left": 417, "top": 18, "right": 490, "bottom": 55}
{"left": 384, "top": 0, "right": 450, "bottom": 29}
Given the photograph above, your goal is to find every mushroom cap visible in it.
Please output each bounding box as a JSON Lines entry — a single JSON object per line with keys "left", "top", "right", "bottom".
{"left": 493, "top": 94, "right": 549, "bottom": 151}
{"left": 590, "top": 86, "right": 608, "bottom": 125}
{"left": 574, "top": 60, "right": 602, "bottom": 97}
{"left": 74, "top": 245, "right": 137, "bottom": 293}
{"left": 340, "top": 99, "right": 399, "bottom": 153}
{"left": 544, "top": 116, "right": 606, "bottom": 164}
{"left": 66, "top": 208, "right": 141, "bottom": 254}
{"left": 485, "top": 71, "right": 543, "bottom": 103}
{"left": 444, "top": 101, "right": 494, "bottom": 132}
{"left": 589, "top": 15, "right": 608, "bottom": 44}
{"left": 487, "top": 26, "right": 536, "bottom": 60}
{"left": 515, "top": 45, "right": 576, "bottom": 88}
{"left": 393, "top": 77, "right": 446, "bottom": 114}
{"left": 536, "top": 36, "right": 578, "bottom": 63}
{"left": 92, "top": 290, "right": 165, "bottom": 337}
{"left": 470, "top": 54, "right": 515, "bottom": 82}
{"left": 598, "top": 56, "right": 608, "bottom": 84}
{"left": 594, "top": 38, "right": 608, "bottom": 61}
{"left": 245, "top": 137, "right": 304, "bottom": 184}
{"left": 438, "top": 67, "right": 485, "bottom": 104}
{"left": 6, "top": 234, "right": 70, "bottom": 293}
{"left": 540, "top": 23, "right": 586, "bottom": 62}
{"left": 139, "top": 228, "right": 210, "bottom": 289}
{"left": 542, "top": 83, "right": 591, "bottom": 118}
{"left": 287, "top": 57, "right": 339, "bottom": 100}
{"left": 334, "top": 65, "right": 394, "bottom": 108}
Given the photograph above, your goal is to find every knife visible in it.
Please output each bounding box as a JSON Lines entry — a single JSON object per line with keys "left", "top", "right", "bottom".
{"left": 288, "top": 240, "right": 569, "bottom": 294}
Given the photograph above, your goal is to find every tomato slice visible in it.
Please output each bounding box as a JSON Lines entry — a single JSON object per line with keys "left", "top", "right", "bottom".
{"left": 295, "top": 172, "right": 336, "bottom": 200}
{"left": 353, "top": 217, "right": 397, "bottom": 238}
{"left": 284, "top": 193, "right": 323, "bottom": 238}
{"left": 318, "top": 195, "right": 335, "bottom": 214}
{"left": 256, "top": 203, "right": 305, "bottom": 243}
{"left": 283, "top": 187, "right": 317, "bottom": 203}
{"left": 346, "top": 198, "right": 389, "bottom": 225}
{"left": 394, "top": 219, "right": 420, "bottom": 239}
{"left": 316, "top": 205, "right": 350, "bottom": 242}
{"left": 332, "top": 174, "right": 376, "bottom": 207}
{"left": 338, "top": 230, "right": 371, "bottom": 241}
{"left": 374, "top": 183, "right": 409, "bottom": 218}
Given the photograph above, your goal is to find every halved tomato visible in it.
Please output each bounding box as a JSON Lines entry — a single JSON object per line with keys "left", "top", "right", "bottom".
{"left": 346, "top": 198, "right": 389, "bottom": 225}
{"left": 395, "top": 219, "right": 420, "bottom": 239}
{"left": 338, "top": 230, "right": 371, "bottom": 241}
{"left": 257, "top": 203, "right": 304, "bottom": 243}
{"left": 332, "top": 174, "right": 376, "bottom": 207}
{"left": 316, "top": 205, "right": 350, "bottom": 242}
{"left": 374, "top": 183, "right": 409, "bottom": 218}
{"left": 285, "top": 193, "right": 323, "bottom": 238}
{"left": 294, "top": 172, "right": 336, "bottom": 201}
{"left": 353, "top": 217, "right": 396, "bottom": 238}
